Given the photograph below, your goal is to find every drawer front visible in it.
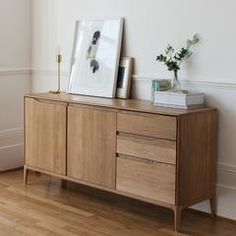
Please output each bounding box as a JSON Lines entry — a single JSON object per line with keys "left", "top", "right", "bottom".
{"left": 117, "top": 135, "right": 176, "bottom": 165}
{"left": 116, "top": 157, "right": 175, "bottom": 204}
{"left": 117, "top": 113, "right": 177, "bottom": 140}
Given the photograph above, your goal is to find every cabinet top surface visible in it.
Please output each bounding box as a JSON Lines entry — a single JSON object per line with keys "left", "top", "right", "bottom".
{"left": 25, "top": 92, "right": 216, "bottom": 116}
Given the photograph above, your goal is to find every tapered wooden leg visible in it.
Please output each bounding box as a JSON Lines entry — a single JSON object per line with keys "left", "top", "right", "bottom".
{"left": 23, "top": 166, "right": 28, "bottom": 185}
{"left": 210, "top": 197, "right": 216, "bottom": 217}
{"left": 173, "top": 206, "right": 183, "bottom": 232}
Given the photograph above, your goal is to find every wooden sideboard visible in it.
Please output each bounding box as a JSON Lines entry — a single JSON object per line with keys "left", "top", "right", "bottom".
{"left": 24, "top": 92, "right": 217, "bottom": 232}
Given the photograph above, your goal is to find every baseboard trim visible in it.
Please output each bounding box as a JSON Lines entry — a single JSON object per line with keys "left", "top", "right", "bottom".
{"left": 0, "top": 143, "right": 24, "bottom": 172}
{"left": 187, "top": 208, "right": 236, "bottom": 225}
{"left": 0, "top": 166, "right": 23, "bottom": 174}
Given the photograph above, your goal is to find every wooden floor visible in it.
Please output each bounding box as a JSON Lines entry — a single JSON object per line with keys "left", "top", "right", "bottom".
{"left": 0, "top": 170, "right": 235, "bottom": 236}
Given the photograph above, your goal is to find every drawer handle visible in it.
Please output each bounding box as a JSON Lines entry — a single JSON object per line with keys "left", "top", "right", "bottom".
{"left": 117, "top": 154, "right": 156, "bottom": 164}
{"left": 30, "top": 98, "right": 67, "bottom": 106}
{"left": 117, "top": 154, "right": 176, "bottom": 166}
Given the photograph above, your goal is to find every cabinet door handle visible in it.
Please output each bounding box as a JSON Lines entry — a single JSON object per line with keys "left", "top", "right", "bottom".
{"left": 30, "top": 98, "right": 67, "bottom": 106}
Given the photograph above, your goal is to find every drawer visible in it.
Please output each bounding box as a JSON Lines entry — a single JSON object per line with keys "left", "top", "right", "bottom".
{"left": 117, "top": 113, "right": 177, "bottom": 140}
{"left": 116, "top": 157, "right": 175, "bottom": 204}
{"left": 117, "top": 135, "right": 176, "bottom": 165}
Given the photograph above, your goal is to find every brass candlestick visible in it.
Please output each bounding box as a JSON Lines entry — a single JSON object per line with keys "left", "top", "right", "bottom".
{"left": 50, "top": 52, "right": 62, "bottom": 94}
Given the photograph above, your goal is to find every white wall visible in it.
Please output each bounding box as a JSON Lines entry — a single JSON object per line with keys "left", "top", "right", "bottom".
{"left": 31, "top": 0, "right": 236, "bottom": 86}
{"left": 30, "top": 0, "right": 236, "bottom": 220}
{"left": 0, "top": 0, "right": 31, "bottom": 171}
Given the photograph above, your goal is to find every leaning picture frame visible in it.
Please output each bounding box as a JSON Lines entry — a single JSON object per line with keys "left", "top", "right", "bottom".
{"left": 116, "top": 57, "right": 134, "bottom": 99}
{"left": 68, "top": 18, "right": 124, "bottom": 98}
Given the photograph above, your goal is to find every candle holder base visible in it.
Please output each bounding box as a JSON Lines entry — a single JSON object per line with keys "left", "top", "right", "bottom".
{"left": 49, "top": 90, "right": 61, "bottom": 94}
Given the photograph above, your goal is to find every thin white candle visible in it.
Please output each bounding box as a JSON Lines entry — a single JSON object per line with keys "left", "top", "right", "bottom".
{"left": 57, "top": 45, "right": 61, "bottom": 55}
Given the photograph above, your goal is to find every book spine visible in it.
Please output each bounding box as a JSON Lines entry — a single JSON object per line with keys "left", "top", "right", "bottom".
{"left": 154, "top": 103, "right": 204, "bottom": 109}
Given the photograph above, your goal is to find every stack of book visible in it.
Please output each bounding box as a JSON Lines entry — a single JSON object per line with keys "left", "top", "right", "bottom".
{"left": 153, "top": 91, "right": 205, "bottom": 109}
{"left": 151, "top": 79, "right": 172, "bottom": 101}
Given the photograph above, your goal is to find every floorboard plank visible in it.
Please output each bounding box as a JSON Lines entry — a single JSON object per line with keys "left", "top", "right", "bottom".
{"left": 0, "top": 170, "right": 236, "bottom": 235}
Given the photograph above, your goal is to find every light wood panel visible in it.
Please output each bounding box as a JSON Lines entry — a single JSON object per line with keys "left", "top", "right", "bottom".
{"left": 25, "top": 92, "right": 216, "bottom": 116}
{"left": 25, "top": 98, "right": 67, "bottom": 175}
{"left": 67, "top": 105, "right": 116, "bottom": 189}
{"left": 116, "top": 156, "right": 175, "bottom": 204}
{"left": 176, "top": 110, "right": 217, "bottom": 207}
{"left": 117, "top": 134, "right": 176, "bottom": 165}
{"left": 117, "top": 112, "right": 177, "bottom": 140}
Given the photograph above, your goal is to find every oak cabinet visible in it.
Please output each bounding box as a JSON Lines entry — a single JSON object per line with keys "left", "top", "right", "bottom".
{"left": 24, "top": 93, "right": 217, "bottom": 232}
{"left": 67, "top": 104, "right": 116, "bottom": 188}
{"left": 25, "top": 97, "right": 67, "bottom": 175}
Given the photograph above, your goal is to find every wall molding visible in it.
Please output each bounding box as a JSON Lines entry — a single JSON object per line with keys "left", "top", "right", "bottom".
{"left": 132, "top": 74, "right": 236, "bottom": 90}
{"left": 218, "top": 163, "right": 236, "bottom": 174}
{"left": 0, "top": 68, "right": 32, "bottom": 77}
{"left": 0, "top": 128, "right": 24, "bottom": 171}
{"left": 0, "top": 143, "right": 23, "bottom": 151}
{"left": 32, "top": 68, "right": 68, "bottom": 77}
{"left": 31, "top": 69, "right": 236, "bottom": 89}
{"left": 0, "top": 127, "right": 24, "bottom": 136}
{"left": 217, "top": 183, "right": 236, "bottom": 191}
{"left": 0, "top": 128, "right": 24, "bottom": 148}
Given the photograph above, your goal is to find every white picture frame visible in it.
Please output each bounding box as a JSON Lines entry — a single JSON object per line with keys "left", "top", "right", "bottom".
{"left": 68, "top": 18, "right": 124, "bottom": 98}
{"left": 116, "top": 57, "right": 134, "bottom": 99}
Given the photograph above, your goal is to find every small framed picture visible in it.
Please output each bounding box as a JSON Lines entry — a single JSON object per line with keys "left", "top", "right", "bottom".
{"left": 116, "top": 57, "right": 134, "bottom": 99}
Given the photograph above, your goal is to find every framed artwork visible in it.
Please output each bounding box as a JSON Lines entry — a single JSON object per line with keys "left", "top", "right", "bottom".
{"left": 116, "top": 57, "right": 134, "bottom": 99}
{"left": 68, "top": 18, "right": 124, "bottom": 98}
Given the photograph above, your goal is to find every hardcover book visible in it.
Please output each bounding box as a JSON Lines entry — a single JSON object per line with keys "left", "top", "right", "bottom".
{"left": 153, "top": 91, "right": 205, "bottom": 109}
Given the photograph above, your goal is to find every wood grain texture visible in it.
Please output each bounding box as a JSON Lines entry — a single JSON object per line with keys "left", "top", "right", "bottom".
{"left": 67, "top": 104, "right": 116, "bottom": 189}
{"left": 25, "top": 92, "right": 216, "bottom": 116}
{"left": 173, "top": 206, "right": 183, "bottom": 232}
{"left": 176, "top": 110, "right": 218, "bottom": 207}
{"left": 117, "top": 112, "right": 177, "bottom": 140}
{"left": 1, "top": 170, "right": 236, "bottom": 236}
{"left": 117, "top": 134, "right": 176, "bottom": 165}
{"left": 25, "top": 97, "right": 67, "bottom": 175}
{"left": 116, "top": 156, "right": 175, "bottom": 204}
{"left": 23, "top": 166, "right": 28, "bottom": 185}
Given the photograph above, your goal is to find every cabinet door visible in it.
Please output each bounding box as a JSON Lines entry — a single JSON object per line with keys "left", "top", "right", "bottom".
{"left": 67, "top": 105, "right": 116, "bottom": 189}
{"left": 25, "top": 98, "right": 67, "bottom": 175}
